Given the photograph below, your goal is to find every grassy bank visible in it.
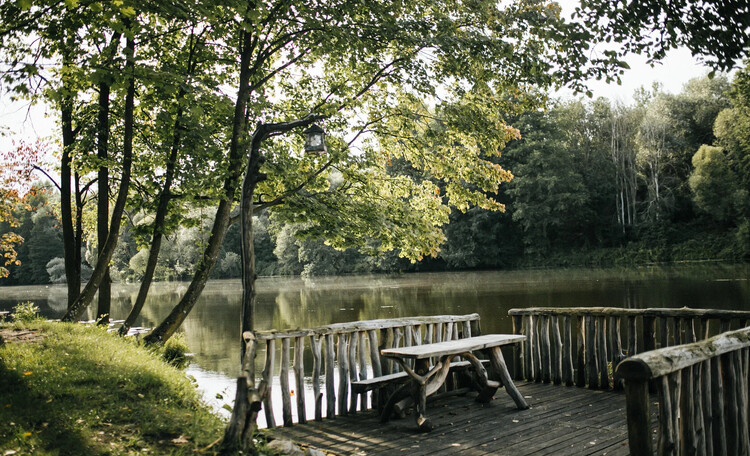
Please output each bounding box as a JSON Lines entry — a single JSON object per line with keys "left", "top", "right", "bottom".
{"left": 0, "top": 320, "right": 226, "bottom": 455}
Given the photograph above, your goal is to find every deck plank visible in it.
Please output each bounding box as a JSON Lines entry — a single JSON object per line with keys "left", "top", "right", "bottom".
{"left": 270, "top": 382, "right": 657, "bottom": 455}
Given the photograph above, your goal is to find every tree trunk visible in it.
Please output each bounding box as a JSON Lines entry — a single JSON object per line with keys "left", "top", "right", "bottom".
{"left": 60, "top": 35, "right": 80, "bottom": 309}
{"left": 62, "top": 34, "right": 136, "bottom": 322}
{"left": 94, "top": 31, "right": 120, "bottom": 325}
{"left": 96, "top": 81, "right": 112, "bottom": 325}
{"left": 120, "top": 31, "right": 198, "bottom": 336}
{"left": 119, "top": 107, "right": 181, "bottom": 336}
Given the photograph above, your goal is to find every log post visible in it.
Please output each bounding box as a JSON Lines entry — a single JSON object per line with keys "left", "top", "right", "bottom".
{"left": 643, "top": 315, "right": 656, "bottom": 354}
{"left": 669, "top": 372, "right": 682, "bottom": 456}
{"left": 280, "top": 337, "right": 292, "bottom": 426}
{"left": 462, "top": 320, "right": 472, "bottom": 339}
{"left": 722, "top": 352, "right": 738, "bottom": 455}
{"left": 535, "top": 315, "right": 543, "bottom": 382}
{"left": 657, "top": 375, "right": 676, "bottom": 456}
{"left": 368, "top": 330, "right": 382, "bottom": 407}
{"left": 660, "top": 317, "right": 669, "bottom": 348}
{"left": 337, "top": 333, "right": 349, "bottom": 416}
{"left": 358, "top": 331, "right": 368, "bottom": 410}
{"left": 392, "top": 327, "right": 403, "bottom": 373}
{"left": 613, "top": 316, "right": 625, "bottom": 390}
{"left": 262, "top": 339, "right": 276, "bottom": 428}
{"left": 348, "top": 332, "right": 359, "bottom": 413}
{"left": 628, "top": 315, "right": 638, "bottom": 356}
{"left": 597, "top": 316, "right": 609, "bottom": 390}
{"left": 541, "top": 315, "right": 551, "bottom": 383}
{"left": 294, "top": 336, "right": 306, "bottom": 424}
{"left": 551, "top": 315, "right": 562, "bottom": 385}
{"left": 701, "top": 359, "right": 713, "bottom": 456}
{"left": 680, "top": 365, "right": 697, "bottom": 455}
{"left": 585, "top": 315, "right": 598, "bottom": 388}
{"left": 576, "top": 315, "right": 586, "bottom": 387}
{"left": 310, "top": 335, "right": 323, "bottom": 421}
{"left": 527, "top": 315, "right": 536, "bottom": 382}
{"left": 563, "top": 315, "right": 574, "bottom": 386}
{"left": 380, "top": 328, "right": 392, "bottom": 375}
{"left": 710, "top": 356, "right": 726, "bottom": 456}
{"left": 624, "top": 379, "right": 653, "bottom": 455}
{"left": 325, "top": 333, "right": 336, "bottom": 419}
{"left": 512, "top": 315, "right": 523, "bottom": 381}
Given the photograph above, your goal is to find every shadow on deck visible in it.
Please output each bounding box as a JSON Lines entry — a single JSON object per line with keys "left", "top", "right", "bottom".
{"left": 271, "top": 382, "right": 657, "bottom": 456}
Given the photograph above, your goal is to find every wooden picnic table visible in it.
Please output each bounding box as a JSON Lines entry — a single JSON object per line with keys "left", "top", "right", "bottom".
{"left": 380, "top": 334, "right": 529, "bottom": 431}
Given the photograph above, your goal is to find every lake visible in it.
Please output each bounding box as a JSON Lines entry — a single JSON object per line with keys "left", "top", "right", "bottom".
{"left": 2, "top": 264, "right": 749, "bottom": 421}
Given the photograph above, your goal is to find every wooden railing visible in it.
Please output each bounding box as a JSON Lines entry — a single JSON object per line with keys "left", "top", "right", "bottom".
{"left": 508, "top": 307, "right": 750, "bottom": 389}
{"left": 616, "top": 326, "right": 750, "bottom": 455}
{"left": 242, "top": 314, "right": 481, "bottom": 428}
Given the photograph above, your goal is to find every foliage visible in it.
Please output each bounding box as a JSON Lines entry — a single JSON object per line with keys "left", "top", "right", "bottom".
{"left": 0, "top": 321, "right": 226, "bottom": 455}
{"left": 10, "top": 301, "right": 40, "bottom": 322}
{"left": 689, "top": 145, "right": 744, "bottom": 223}
{"left": 576, "top": 0, "right": 750, "bottom": 71}
{"left": 0, "top": 141, "right": 48, "bottom": 278}
{"left": 4, "top": 70, "right": 750, "bottom": 281}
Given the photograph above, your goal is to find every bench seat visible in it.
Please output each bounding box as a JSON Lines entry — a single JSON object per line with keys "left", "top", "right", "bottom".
{"left": 350, "top": 359, "right": 489, "bottom": 394}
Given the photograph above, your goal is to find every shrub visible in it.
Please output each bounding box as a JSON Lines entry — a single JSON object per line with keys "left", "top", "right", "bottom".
{"left": 160, "top": 332, "right": 190, "bottom": 368}
{"left": 11, "top": 301, "right": 40, "bottom": 322}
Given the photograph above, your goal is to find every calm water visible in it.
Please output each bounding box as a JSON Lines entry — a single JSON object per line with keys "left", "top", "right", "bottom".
{"left": 2, "top": 264, "right": 749, "bottom": 420}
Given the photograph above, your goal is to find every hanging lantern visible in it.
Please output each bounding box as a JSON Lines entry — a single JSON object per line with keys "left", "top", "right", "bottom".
{"left": 304, "top": 124, "right": 327, "bottom": 155}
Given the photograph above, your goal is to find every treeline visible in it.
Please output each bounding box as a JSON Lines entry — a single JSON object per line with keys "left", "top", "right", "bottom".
{"left": 3, "top": 71, "right": 749, "bottom": 285}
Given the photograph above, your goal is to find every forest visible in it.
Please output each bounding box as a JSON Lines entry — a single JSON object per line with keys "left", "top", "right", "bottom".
{"left": 3, "top": 71, "right": 749, "bottom": 286}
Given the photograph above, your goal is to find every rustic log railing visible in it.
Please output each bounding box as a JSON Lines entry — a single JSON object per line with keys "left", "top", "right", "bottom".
{"left": 241, "top": 314, "right": 481, "bottom": 428}
{"left": 508, "top": 307, "right": 750, "bottom": 390}
{"left": 616, "top": 326, "right": 750, "bottom": 455}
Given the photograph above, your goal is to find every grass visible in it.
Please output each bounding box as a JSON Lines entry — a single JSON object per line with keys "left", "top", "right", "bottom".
{"left": 0, "top": 320, "right": 227, "bottom": 455}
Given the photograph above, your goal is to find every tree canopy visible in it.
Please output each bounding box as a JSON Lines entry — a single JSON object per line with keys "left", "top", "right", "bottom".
{"left": 577, "top": 0, "right": 750, "bottom": 71}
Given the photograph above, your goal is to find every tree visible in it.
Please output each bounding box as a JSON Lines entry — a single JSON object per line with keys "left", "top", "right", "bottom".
{"left": 636, "top": 95, "right": 674, "bottom": 222}
{"left": 610, "top": 101, "right": 642, "bottom": 231}
{"left": 505, "top": 104, "right": 590, "bottom": 254}
{"left": 137, "top": 0, "right": 622, "bottom": 352}
{"left": 0, "top": 141, "right": 46, "bottom": 278}
{"left": 577, "top": 0, "right": 750, "bottom": 71}
{"left": 689, "top": 144, "right": 745, "bottom": 223}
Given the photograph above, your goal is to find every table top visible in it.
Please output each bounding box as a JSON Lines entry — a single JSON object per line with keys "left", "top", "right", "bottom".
{"left": 380, "top": 334, "right": 526, "bottom": 360}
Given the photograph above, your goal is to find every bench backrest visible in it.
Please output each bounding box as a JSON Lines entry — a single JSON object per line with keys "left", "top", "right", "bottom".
{"left": 245, "top": 313, "right": 481, "bottom": 427}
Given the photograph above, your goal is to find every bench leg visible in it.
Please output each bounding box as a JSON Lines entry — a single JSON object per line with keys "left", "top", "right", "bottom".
{"left": 380, "top": 381, "right": 412, "bottom": 423}
{"left": 415, "top": 382, "right": 434, "bottom": 432}
{"left": 464, "top": 352, "right": 500, "bottom": 403}
{"left": 488, "top": 346, "right": 529, "bottom": 410}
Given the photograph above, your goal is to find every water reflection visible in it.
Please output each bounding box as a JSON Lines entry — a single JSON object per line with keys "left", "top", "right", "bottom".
{"left": 2, "top": 264, "right": 750, "bottom": 414}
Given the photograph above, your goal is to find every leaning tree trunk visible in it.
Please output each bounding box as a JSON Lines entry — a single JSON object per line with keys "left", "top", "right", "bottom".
{"left": 62, "top": 34, "right": 136, "bottom": 322}
{"left": 142, "top": 27, "right": 256, "bottom": 346}
{"left": 120, "top": 31, "right": 199, "bottom": 336}
{"left": 119, "top": 107, "right": 181, "bottom": 336}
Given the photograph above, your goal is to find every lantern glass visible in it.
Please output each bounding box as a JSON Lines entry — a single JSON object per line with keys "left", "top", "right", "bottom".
{"left": 304, "top": 124, "right": 326, "bottom": 154}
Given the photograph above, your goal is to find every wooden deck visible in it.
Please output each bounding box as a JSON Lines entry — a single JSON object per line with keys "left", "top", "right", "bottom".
{"left": 271, "top": 382, "right": 657, "bottom": 455}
